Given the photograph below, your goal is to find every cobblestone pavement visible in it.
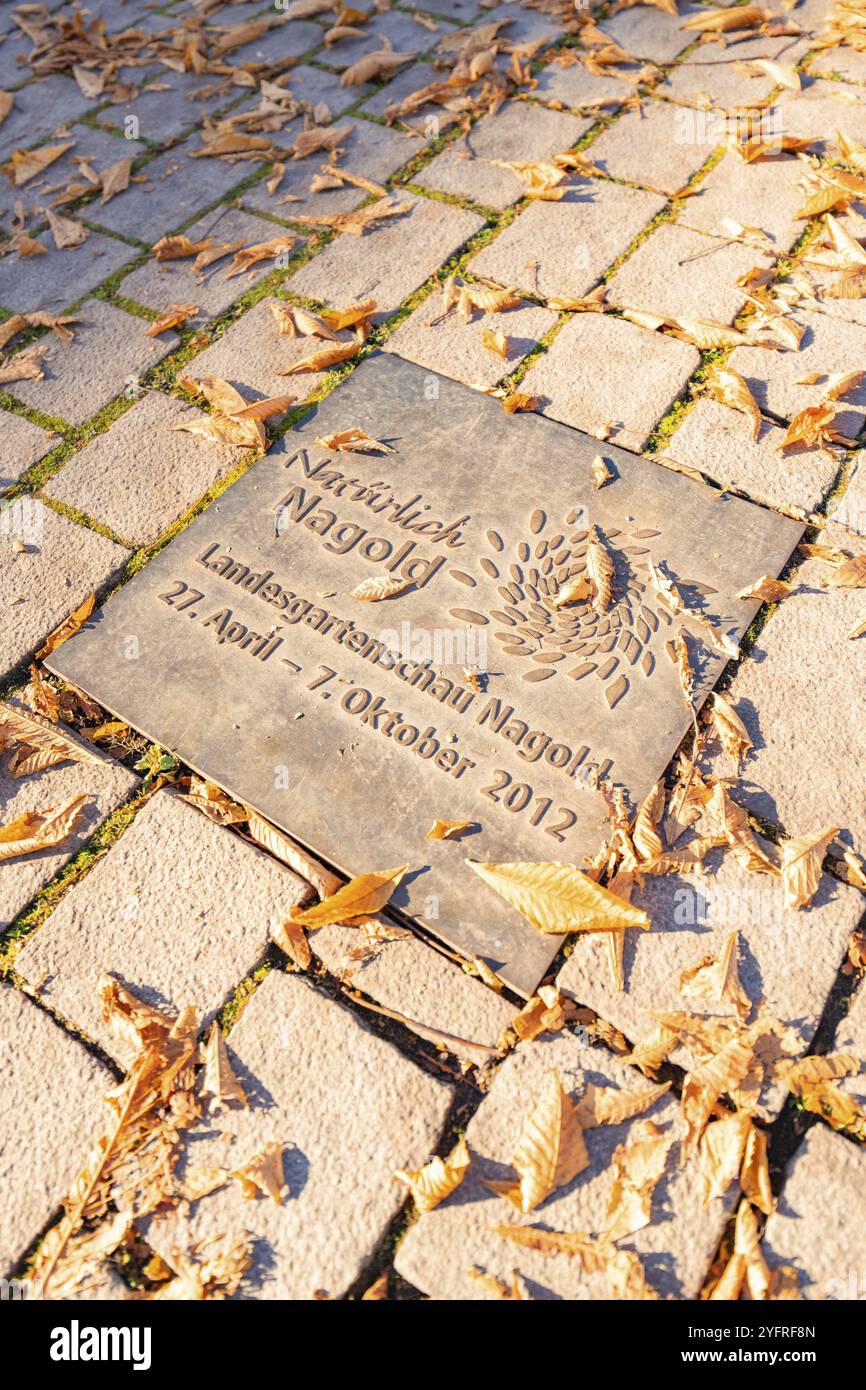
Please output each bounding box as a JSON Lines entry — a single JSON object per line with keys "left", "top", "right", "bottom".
{"left": 1, "top": 0, "right": 866, "bottom": 1302}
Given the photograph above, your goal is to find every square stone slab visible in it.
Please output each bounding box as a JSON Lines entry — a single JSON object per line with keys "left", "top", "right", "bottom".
{"left": 0, "top": 232, "right": 137, "bottom": 315}
{"left": 0, "top": 76, "right": 94, "bottom": 161}
{"left": 395, "top": 1030, "right": 735, "bottom": 1299}
{"left": 241, "top": 118, "right": 422, "bottom": 220}
{"left": 0, "top": 702, "right": 138, "bottom": 931}
{"left": 98, "top": 70, "right": 239, "bottom": 146}
{"left": 15, "top": 790, "right": 311, "bottom": 1067}
{"left": 661, "top": 399, "right": 840, "bottom": 518}
{"left": 659, "top": 34, "right": 807, "bottom": 111}
{"left": 677, "top": 150, "right": 808, "bottom": 255}
{"left": 598, "top": 3, "right": 705, "bottom": 64}
{"left": 8, "top": 299, "right": 179, "bottom": 427}
{"left": 119, "top": 206, "right": 297, "bottom": 318}
{"left": 88, "top": 145, "right": 258, "bottom": 244}
{"left": 45, "top": 390, "right": 245, "bottom": 546}
{"left": 0, "top": 411, "right": 57, "bottom": 494}
{"left": 702, "top": 525, "right": 866, "bottom": 858}
{"left": 557, "top": 838, "right": 861, "bottom": 1121}
{"left": 518, "top": 312, "right": 699, "bottom": 452}
{"left": 0, "top": 502, "right": 129, "bottom": 681}
{"left": 0, "top": 985, "right": 110, "bottom": 1274}
{"left": 414, "top": 103, "right": 591, "bottom": 211}
{"left": 469, "top": 179, "right": 666, "bottom": 302}
{"left": 12, "top": 125, "right": 148, "bottom": 220}
{"left": 762, "top": 1124, "right": 866, "bottom": 1299}
{"left": 605, "top": 221, "right": 774, "bottom": 325}
{"left": 289, "top": 194, "right": 485, "bottom": 322}
{"left": 383, "top": 291, "right": 557, "bottom": 389}
{"left": 533, "top": 56, "right": 636, "bottom": 112}
{"left": 587, "top": 98, "right": 716, "bottom": 195}
{"left": 729, "top": 308, "right": 866, "bottom": 441}
{"left": 773, "top": 77, "right": 866, "bottom": 156}
{"left": 47, "top": 353, "right": 801, "bottom": 994}
{"left": 179, "top": 294, "right": 359, "bottom": 404}
{"left": 142, "top": 969, "right": 452, "bottom": 1298}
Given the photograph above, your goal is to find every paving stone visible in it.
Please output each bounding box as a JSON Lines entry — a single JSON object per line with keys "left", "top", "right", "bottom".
{"left": 0, "top": 28, "right": 36, "bottom": 89}
{"left": 0, "top": 503, "right": 129, "bottom": 680}
{"left": 98, "top": 70, "right": 238, "bottom": 146}
{"left": 9, "top": 299, "right": 178, "bottom": 426}
{"left": 119, "top": 205, "right": 293, "bottom": 317}
{"left": 772, "top": 76, "right": 866, "bottom": 155}
{"left": 0, "top": 76, "right": 94, "bottom": 161}
{"left": 355, "top": 60, "right": 447, "bottom": 120}
{"left": 0, "top": 704, "right": 138, "bottom": 931}
{"left": 533, "top": 55, "right": 637, "bottom": 111}
{"left": 208, "top": 17, "right": 324, "bottom": 67}
{"left": 312, "top": 927, "right": 515, "bottom": 1064}
{"left": 0, "top": 985, "right": 111, "bottom": 1275}
{"left": 383, "top": 289, "right": 556, "bottom": 388}
{"left": 242, "top": 117, "right": 422, "bottom": 219}
{"left": 660, "top": 35, "right": 807, "bottom": 111}
{"left": 557, "top": 839, "right": 860, "bottom": 1121}
{"left": 144, "top": 969, "right": 453, "bottom": 1299}
{"left": 588, "top": 97, "right": 717, "bottom": 195}
{"left": 321, "top": 11, "right": 450, "bottom": 70}
{"left": 661, "top": 399, "right": 839, "bottom": 517}
{"left": 469, "top": 178, "right": 666, "bottom": 301}
{"left": 677, "top": 150, "right": 807, "bottom": 254}
{"left": 13, "top": 124, "right": 148, "bottom": 219}
{"left": 811, "top": 46, "right": 866, "bottom": 83}
{"left": 289, "top": 193, "right": 484, "bottom": 320}
{"left": 0, "top": 411, "right": 57, "bottom": 494}
{"left": 518, "top": 312, "right": 699, "bottom": 451}
{"left": 475, "top": 2, "right": 565, "bottom": 55}
{"left": 415, "top": 102, "right": 590, "bottom": 210}
{"left": 412, "top": 0, "right": 482, "bottom": 22}
{"left": 606, "top": 221, "right": 773, "bottom": 325}
{"left": 395, "top": 1030, "right": 734, "bottom": 1300}
{"left": 703, "top": 525, "right": 866, "bottom": 857}
{"left": 599, "top": 3, "right": 705, "bottom": 63}
{"left": 762, "top": 1124, "right": 866, "bottom": 1299}
{"left": 282, "top": 62, "right": 373, "bottom": 118}
{"left": 729, "top": 308, "right": 866, "bottom": 441}
{"left": 75, "top": 0, "right": 166, "bottom": 33}
{"left": 15, "top": 790, "right": 312, "bottom": 1066}
{"left": 89, "top": 145, "right": 256, "bottom": 244}
{"left": 0, "top": 229, "right": 136, "bottom": 315}
{"left": 829, "top": 452, "right": 866, "bottom": 536}
{"left": 45, "top": 390, "right": 244, "bottom": 545}
{"left": 181, "top": 293, "right": 357, "bottom": 402}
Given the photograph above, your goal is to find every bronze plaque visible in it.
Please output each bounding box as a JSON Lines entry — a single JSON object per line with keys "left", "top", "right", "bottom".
{"left": 48, "top": 354, "right": 802, "bottom": 994}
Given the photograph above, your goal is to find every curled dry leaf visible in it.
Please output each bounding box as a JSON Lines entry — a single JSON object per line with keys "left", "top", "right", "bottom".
{"left": 183, "top": 776, "right": 247, "bottom": 825}
{"left": 200, "top": 1021, "right": 248, "bottom": 1110}
{"left": 602, "top": 1120, "right": 674, "bottom": 1243}
{"left": 145, "top": 303, "right": 199, "bottom": 336}
{"left": 230, "top": 1142, "right": 285, "bottom": 1205}
{"left": 289, "top": 865, "right": 409, "bottom": 928}
{"left": 224, "top": 237, "right": 295, "bottom": 279}
{"left": 45, "top": 207, "right": 89, "bottom": 250}
{"left": 587, "top": 525, "right": 614, "bottom": 615}
{"left": 825, "top": 553, "right": 866, "bottom": 589}
{"left": 679, "top": 932, "right": 751, "bottom": 1019}
{"left": 703, "top": 364, "right": 762, "bottom": 441}
{"left": 246, "top": 808, "right": 338, "bottom": 901}
{"left": 481, "top": 327, "right": 508, "bottom": 359}
{"left": 576, "top": 1080, "right": 671, "bottom": 1128}
{"left": 8, "top": 141, "right": 75, "bottom": 186}
{"left": 495, "top": 1223, "right": 657, "bottom": 1298}
{"left": 0, "top": 792, "right": 89, "bottom": 862}
{"left": 776, "top": 402, "right": 837, "bottom": 453}
{"left": 549, "top": 575, "right": 592, "bottom": 608}
{"left": 0, "top": 702, "right": 104, "bottom": 776}
{"left": 280, "top": 341, "right": 361, "bottom": 375}
{"left": 592, "top": 454, "right": 614, "bottom": 488}
{"left": 735, "top": 575, "right": 791, "bottom": 603}
{"left": 394, "top": 1136, "right": 470, "bottom": 1213}
{"left": 710, "top": 691, "right": 753, "bottom": 766}
{"left": 152, "top": 235, "right": 215, "bottom": 261}
{"left": 780, "top": 825, "right": 839, "bottom": 909}
{"left": 485, "top": 1069, "right": 589, "bottom": 1213}
{"left": 36, "top": 593, "right": 95, "bottom": 658}
{"left": 361, "top": 1273, "right": 389, "bottom": 1300}
{"left": 511, "top": 984, "right": 570, "bottom": 1042}
{"left": 315, "top": 427, "right": 395, "bottom": 454}
{"left": 272, "top": 917, "right": 312, "bottom": 968}
{"left": 340, "top": 50, "right": 416, "bottom": 85}
{"left": 426, "top": 818, "right": 474, "bottom": 840}
{"left": 349, "top": 574, "right": 413, "bottom": 601}
{"left": 466, "top": 860, "right": 650, "bottom": 934}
